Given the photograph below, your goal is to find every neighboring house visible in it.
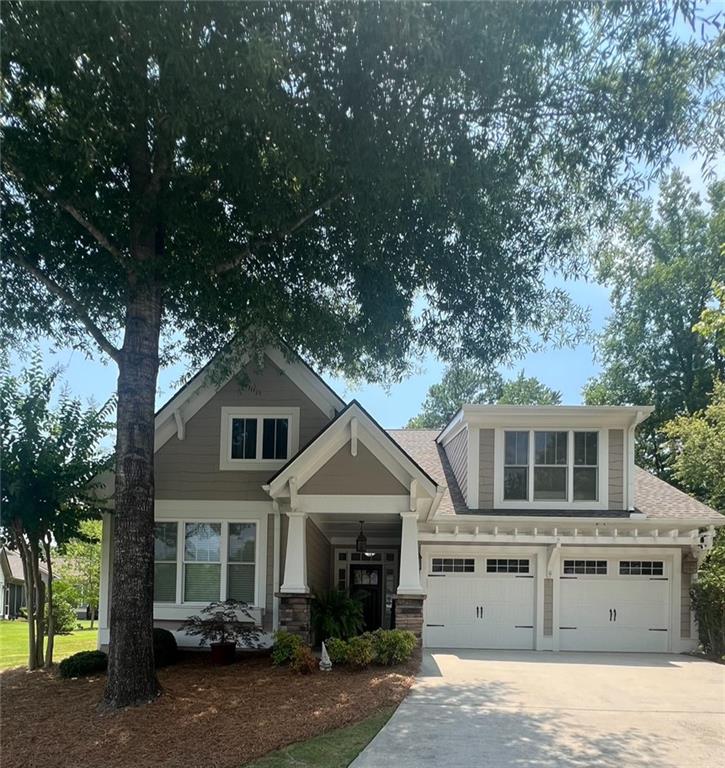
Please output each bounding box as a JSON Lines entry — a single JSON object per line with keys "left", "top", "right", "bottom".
{"left": 97, "top": 345, "right": 724, "bottom": 653}
{"left": 0, "top": 547, "right": 49, "bottom": 619}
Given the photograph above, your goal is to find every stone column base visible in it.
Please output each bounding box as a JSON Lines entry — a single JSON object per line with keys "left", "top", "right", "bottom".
{"left": 393, "top": 594, "right": 425, "bottom": 641}
{"left": 276, "top": 592, "right": 313, "bottom": 645}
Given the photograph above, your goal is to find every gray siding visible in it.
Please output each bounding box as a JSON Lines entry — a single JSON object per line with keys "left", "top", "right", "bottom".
{"left": 306, "top": 518, "right": 331, "bottom": 595}
{"left": 299, "top": 441, "right": 407, "bottom": 495}
{"left": 155, "top": 355, "right": 330, "bottom": 500}
{"left": 263, "top": 513, "right": 275, "bottom": 630}
{"left": 478, "top": 429, "right": 495, "bottom": 508}
{"left": 608, "top": 429, "right": 624, "bottom": 509}
{"left": 444, "top": 428, "right": 468, "bottom": 505}
{"left": 681, "top": 555, "right": 697, "bottom": 639}
{"left": 543, "top": 578, "right": 553, "bottom": 636}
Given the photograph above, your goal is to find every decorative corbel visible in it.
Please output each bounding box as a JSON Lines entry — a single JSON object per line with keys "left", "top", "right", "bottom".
{"left": 350, "top": 417, "right": 358, "bottom": 457}
{"left": 173, "top": 409, "right": 185, "bottom": 440}
{"left": 289, "top": 476, "right": 299, "bottom": 510}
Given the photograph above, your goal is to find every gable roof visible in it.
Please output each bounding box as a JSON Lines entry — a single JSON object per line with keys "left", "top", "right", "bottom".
{"left": 388, "top": 429, "right": 724, "bottom": 523}
{"left": 154, "top": 344, "right": 346, "bottom": 452}
{"left": 1, "top": 548, "right": 50, "bottom": 583}
{"left": 266, "top": 400, "right": 439, "bottom": 499}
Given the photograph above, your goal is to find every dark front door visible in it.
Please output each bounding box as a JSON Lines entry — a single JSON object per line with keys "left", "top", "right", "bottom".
{"left": 350, "top": 564, "right": 383, "bottom": 631}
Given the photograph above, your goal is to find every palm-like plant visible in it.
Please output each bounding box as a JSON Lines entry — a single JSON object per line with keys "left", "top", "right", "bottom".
{"left": 311, "top": 590, "right": 364, "bottom": 643}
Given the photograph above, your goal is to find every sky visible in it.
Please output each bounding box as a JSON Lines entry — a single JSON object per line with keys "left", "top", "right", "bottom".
{"left": 10, "top": 151, "right": 718, "bottom": 431}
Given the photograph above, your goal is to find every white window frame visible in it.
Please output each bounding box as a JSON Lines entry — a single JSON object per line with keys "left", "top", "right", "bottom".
{"left": 494, "top": 427, "right": 608, "bottom": 509}
{"left": 219, "top": 406, "right": 300, "bottom": 471}
{"left": 153, "top": 521, "right": 179, "bottom": 603}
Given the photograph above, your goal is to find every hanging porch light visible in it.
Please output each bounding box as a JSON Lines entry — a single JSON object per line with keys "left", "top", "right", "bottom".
{"left": 355, "top": 520, "right": 367, "bottom": 553}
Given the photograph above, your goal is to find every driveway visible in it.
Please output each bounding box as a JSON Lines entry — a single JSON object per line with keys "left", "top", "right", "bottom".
{"left": 351, "top": 650, "right": 725, "bottom": 768}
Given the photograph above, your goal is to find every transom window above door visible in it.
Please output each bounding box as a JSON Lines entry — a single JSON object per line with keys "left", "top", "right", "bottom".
{"left": 502, "top": 429, "right": 601, "bottom": 504}
{"left": 220, "top": 407, "right": 299, "bottom": 470}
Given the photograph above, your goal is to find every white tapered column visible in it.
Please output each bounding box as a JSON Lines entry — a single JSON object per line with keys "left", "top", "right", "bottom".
{"left": 397, "top": 510, "right": 422, "bottom": 594}
{"left": 280, "top": 509, "right": 308, "bottom": 593}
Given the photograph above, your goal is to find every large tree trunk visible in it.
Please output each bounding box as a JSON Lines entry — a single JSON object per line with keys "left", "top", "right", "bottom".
{"left": 102, "top": 279, "right": 162, "bottom": 708}
{"left": 16, "top": 534, "right": 37, "bottom": 670}
{"left": 30, "top": 540, "right": 45, "bottom": 668}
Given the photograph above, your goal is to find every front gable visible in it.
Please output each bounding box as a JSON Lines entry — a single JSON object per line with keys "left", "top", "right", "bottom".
{"left": 299, "top": 441, "right": 408, "bottom": 495}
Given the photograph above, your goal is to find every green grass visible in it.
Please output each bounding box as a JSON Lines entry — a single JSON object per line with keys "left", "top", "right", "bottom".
{"left": 244, "top": 707, "right": 396, "bottom": 768}
{"left": 0, "top": 620, "right": 98, "bottom": 670}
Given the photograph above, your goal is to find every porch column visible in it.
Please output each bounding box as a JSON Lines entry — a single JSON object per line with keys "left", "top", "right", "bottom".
{"left": 280, "top": 509, "right": 308, "bottom": 593}
{"left": 397, "top": 510, "right": 422, "bottom": 594}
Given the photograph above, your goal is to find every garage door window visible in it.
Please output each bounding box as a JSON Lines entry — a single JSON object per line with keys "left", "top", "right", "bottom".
{"left": 431, "top": 558, "right": 474, "bottom": 573}
{"left": 486, "top": 558, "right": 530, "bottom": 574}
{"left": 563, "top": 559, "right": 607, "bottom": 575}
{"left": 619, "top": 560, "right": 664, "bottom": 576}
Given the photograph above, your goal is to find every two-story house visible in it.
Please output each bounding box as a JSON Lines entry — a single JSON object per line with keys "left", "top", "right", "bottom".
{"left": 97, "top": 345, "right": 724, "bottom": 654}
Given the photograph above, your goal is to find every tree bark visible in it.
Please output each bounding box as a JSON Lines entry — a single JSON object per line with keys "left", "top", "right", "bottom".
{"left": 102, "top": 277, "right": 162, "bottom": 708}
{"left": 43, "top": 536, "right": 55, "bottom": 667}
{"left": 31, "top": 541, "right": 45, "bottom": 669}
{"left": 16, "top": 534, "right": 37, "bottom": 670}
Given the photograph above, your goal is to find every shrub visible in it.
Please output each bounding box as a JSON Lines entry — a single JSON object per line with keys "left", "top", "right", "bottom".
{"left": 691, "top": 533, "right": 725, "bottom": 657}
{"left": 311, "top": 590, "right": 364, "bottom": 643}
{"left": 324, "top": 636, "right": 349, "bottom": 665}
{"left": 345, "top": 633, "right": 375, "bottom": 669}
{"left": 371, "top": 629, "right": 417, "bottom": 665}
{"left": 153, "top": 627, "right": 179, "bottom": 667}
{"left": 58, "top": 650, "right": 108, "bottom": 678}
{"left": 290, "top": 644, "right": 318, "bottom": 675}
{"left": 51, "top": 580, "right": 81, "bottom": 634}
{"left": 271, "top": 630, "right": 303, "bottom": 666}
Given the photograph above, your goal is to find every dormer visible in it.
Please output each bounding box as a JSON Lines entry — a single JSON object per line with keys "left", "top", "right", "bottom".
{"left": 437, "top": 405, "right": 653, "bottom": 513}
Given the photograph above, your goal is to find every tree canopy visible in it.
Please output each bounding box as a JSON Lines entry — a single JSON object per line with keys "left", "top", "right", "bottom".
{"left": 2, "top": 0, "right": 721, "bottom": 707}
{"left": 583, "top": 172, "right": 725, "bottom": 477}
{"left": 407, "top": 366, "right": 561, "bottom": 428}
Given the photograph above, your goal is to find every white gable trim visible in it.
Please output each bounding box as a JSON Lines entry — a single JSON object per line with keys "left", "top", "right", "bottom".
{"left": 154, "top": 346, "right": 345, "bottom": 453}
{"left": 266, "top": 403, "right": 438, "bottom": 500}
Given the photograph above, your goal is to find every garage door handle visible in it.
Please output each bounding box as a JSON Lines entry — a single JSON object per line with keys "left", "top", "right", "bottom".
{"left": 609, "top": 609, "right": 612, "bottom": 622}
{"left": 613, "top": 608, "right": 617, "bottom": 622}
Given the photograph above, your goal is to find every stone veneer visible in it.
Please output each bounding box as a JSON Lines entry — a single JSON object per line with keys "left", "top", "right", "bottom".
{"left": 393, "top": 595, "right": 425, "bottom": 640}
{"left": 277, "top": 593, "right": 313, "bottom": 645}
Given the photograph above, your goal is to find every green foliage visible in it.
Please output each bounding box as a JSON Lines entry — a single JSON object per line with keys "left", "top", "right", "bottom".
{"left": 180, "top": 600, "right": 262, "bottom": 648}
{"left": 323, "top": 637, "right": 350, "bottom": 665}
{"left": 345, "top": 634, "right": 376, "bottom": 669}
{"left": 690, "top": 532, "right": 725, "bottom": 658}
{"left": 58, "top": 519, "right": 102, "bottom": 625}
{"left": 407, "top": 365, "right": 560, "bottom": 428}
{"left": 271, "top": 630, "right": 304, "bottom": 667}
{"left": 694, "top": 280, "right": 725, "bottom": 356}
{"left": 152, "top": 627, "right": 178, "bottom": 668}
{"left": 2, "top": 2, "right": 719, "bottom": 376}
{"left": 664, "top": 379, "right": 725, "bottom": 510}
{"left": 51, "top": 580, "right": 80, "bottom": 635}
{"left": 370, "top": 629, "right": 417, "bottom": 666}
{"left": 290, "top": 644, "right": 318, "bottom": 675}
{"left": 311, "top": 590, "right": 364, "bottom": 642}
{"left": 58, "top": 649, "right": 108, "bottom": 678}
{"left": 583, "top": 173, "right": 725, "bottom": 479}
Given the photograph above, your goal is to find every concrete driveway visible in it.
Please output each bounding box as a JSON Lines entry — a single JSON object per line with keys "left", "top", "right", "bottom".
{"left": 351, "top": 650, "right": 725, "bottom": 768}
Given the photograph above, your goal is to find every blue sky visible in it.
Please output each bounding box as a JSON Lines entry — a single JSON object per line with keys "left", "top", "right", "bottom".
{"left": 13, "top": 152, "right": 717, "bottom": 430}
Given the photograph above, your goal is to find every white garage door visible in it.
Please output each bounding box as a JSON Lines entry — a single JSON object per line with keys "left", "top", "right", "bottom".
{"left": 424, "top": 554, "right": 535, "bottom": 649}
{"left": 559, "top": 557, "right": 670, "bottom": 652}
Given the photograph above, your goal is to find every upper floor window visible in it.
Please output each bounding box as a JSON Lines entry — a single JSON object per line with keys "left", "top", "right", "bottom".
{"left": 502, "top": 429, "right": 600, "bottom": 503}
{"left": 220, "top": 407, "right": 299, "bottom": 470}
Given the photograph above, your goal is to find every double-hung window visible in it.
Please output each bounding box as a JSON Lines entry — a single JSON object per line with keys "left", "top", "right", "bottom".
{"left": 221, "top": 407, "right": 298, "bottom": 470}
{"left": 227, "top": 523, "right": 256, "bottom": 603}
{"left": 153, "top": 522, "right": 178, "bottom": 602}
{"left": 184, "top": 522, "right": 221, "bottom": 602}
{"left": 501, "top": 429, "right": 600, "bottom": 504}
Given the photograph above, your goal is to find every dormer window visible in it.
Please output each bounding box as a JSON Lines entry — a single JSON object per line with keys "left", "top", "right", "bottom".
{"left": 220, "top": 407, "right": 299, "bottom": 470}
{"left": 502, "top": 429, "right": 600, "bottom": 504}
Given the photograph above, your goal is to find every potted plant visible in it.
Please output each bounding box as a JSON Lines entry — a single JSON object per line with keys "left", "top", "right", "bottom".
{"left": 180, "top": 600, "right": 262, "bottom": 665}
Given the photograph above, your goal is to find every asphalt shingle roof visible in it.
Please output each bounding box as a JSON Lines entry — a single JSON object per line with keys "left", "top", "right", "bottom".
{"left": 387, "top": 429, "right": 723, "bottom": 522}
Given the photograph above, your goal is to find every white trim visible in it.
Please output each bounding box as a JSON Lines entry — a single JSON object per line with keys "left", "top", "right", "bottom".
{"left": 219, "top": 406, "right": 300, "bottom": 471}
{"left": 293, "top": 495, "right": 412, "bottom": 515}
{"left": 466, "top": 425, "right": 480, "bottom": 509}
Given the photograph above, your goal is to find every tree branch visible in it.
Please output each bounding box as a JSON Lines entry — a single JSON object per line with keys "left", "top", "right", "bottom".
{"left": 4, "top": 160, "right": 128, "bottom": 269}
{"left": 6, "top": 253, "right": 121, "bottom": 363}
{"left": 214, "top": 192, "right": 341, "bottom": 275}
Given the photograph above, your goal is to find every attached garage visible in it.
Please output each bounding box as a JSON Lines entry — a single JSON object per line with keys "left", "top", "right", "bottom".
{"left": 423, "top": 551, "right": 536, "bottom": 650}
{"left": 559, "top": 555, "right": 671, "bottom": 653}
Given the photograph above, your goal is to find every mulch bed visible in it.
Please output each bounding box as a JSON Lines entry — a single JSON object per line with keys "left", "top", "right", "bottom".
{"left": 0, "top": 652, "right": 418, "bottom": 768}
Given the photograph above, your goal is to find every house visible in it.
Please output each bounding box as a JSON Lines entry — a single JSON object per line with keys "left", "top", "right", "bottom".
{"left": 0, "top": 547, "right": 49, "bottom": 619}
{"left": 97, "top": 345, "right": 724, "bottom": 653}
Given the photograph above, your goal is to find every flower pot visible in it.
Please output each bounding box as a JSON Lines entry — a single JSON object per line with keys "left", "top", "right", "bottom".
{"left": 210, "top": 641, "right": 236, "bottom": 665}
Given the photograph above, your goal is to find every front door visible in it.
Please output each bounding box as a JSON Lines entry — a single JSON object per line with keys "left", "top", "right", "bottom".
{"left": 350, "top": 564, "right": 383, "bottom": 631}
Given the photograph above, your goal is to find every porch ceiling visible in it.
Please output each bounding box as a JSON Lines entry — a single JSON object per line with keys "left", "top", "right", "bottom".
{"left": 309, "top": 512, "right": 401, "bottom": 541}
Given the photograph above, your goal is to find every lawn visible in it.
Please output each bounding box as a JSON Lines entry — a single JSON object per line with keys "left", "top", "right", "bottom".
{"left": 245, "top": 707, "right": 395, "bottom": 768}
{"left": 0, "top": 652, "right": 417, "bottom": 768}
{"left": 0, "top": 620, "right": 98, "bottom": 669}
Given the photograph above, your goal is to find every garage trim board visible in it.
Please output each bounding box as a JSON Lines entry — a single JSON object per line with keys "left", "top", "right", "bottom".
{"left": 421, "top": 545, "right": 682, "bottom": 653}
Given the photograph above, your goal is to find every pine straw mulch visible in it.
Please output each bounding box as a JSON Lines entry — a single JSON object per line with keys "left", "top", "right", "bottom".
{"left": 0, "top": 652, "right": 418, "bottom": 768}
